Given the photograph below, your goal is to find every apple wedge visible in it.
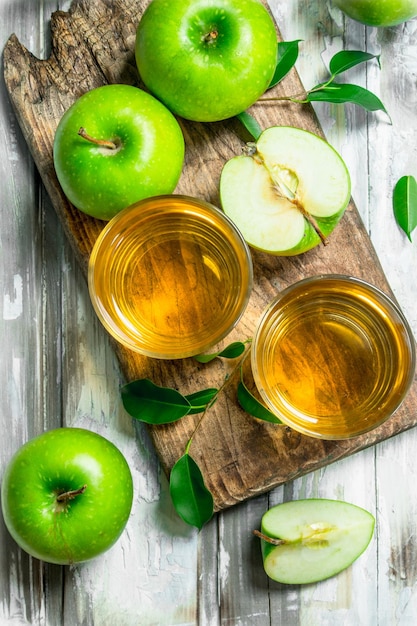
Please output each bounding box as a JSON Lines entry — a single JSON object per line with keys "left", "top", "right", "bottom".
{"left": 256, "top": 499, "right": 375, "bottom": 584}
{"left": 220, "top": 126, "right": 351, "bottom": 255}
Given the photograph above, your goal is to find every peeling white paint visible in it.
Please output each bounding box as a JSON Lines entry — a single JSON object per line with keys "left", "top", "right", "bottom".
{"left": 3, "top": 274, "right": 23, "bottom": 320}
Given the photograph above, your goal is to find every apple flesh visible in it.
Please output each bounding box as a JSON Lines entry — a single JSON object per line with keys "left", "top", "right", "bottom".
{"left": 53, "top": 84, "right": 185, "bottom": 220}
{"left": 332, "top": 0, "right": 417, "bottom": 27}
{"left": 257, "top": 499, "right": 375, "bottom": 585}
{"left": 135, "top": 0, "right": 278, "bottom": 122}
{"left": 1, "top": 428, "right": 134, "bottom": 565}
{"left": 220, "top": 126, "right": 351, "bottom": 255}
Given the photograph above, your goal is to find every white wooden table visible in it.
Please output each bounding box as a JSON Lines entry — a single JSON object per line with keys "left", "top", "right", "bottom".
{"left": 1, "top": 1, "right": 416, "bottom": 624}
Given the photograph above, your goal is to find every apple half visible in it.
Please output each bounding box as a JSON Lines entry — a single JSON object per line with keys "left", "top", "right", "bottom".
{"left": 256, "top": 499, "right": 375, "bottom": 585}
{"left": 220, "top": 126, "right": 351, "bottom": 255}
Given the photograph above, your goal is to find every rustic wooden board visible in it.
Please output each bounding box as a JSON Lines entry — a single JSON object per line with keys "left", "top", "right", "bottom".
{"left": 3, "top": 0, "right": 416, "bottom": 512}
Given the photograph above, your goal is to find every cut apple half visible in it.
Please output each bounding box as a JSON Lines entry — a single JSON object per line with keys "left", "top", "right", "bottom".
{"left": 256, "top": 499, "right": 375, "bottom": 585}
{"left": 220, "top": 126, "right": 351, "bottom": 256}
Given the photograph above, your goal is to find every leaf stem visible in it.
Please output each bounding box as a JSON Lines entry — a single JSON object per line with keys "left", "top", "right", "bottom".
{"left": 186, "top": 342, "right": 253, "bottom": 452}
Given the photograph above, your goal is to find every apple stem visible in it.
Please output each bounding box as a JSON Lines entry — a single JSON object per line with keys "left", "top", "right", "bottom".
{"left": 78, "top": 127, "right": 118, "bottom": 150}
{"left": 56, "top": 485, "right": 87, "bottom": 502}
{"left": 253, "top": 529, "right": 286, "bottom": 545}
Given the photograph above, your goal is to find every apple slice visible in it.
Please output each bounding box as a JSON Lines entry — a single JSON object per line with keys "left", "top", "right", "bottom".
{"left": 256, "top": 499, "right": 375, "bottom": 584}
{"left": 220, "top": 126, "right": 351, "bottom": 255}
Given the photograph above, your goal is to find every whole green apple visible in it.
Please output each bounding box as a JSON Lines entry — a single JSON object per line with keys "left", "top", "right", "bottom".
{"left": 135, "top": 0, "right": 278, "bottom": 122}
{"left": 332, "top": 0, "right": 417, "bottom": 26}
{"left": 53, "top": 84, "right": 185, "bottom": 220}
{"left": 1, "top": 428, "right": 134, "bottom": 565}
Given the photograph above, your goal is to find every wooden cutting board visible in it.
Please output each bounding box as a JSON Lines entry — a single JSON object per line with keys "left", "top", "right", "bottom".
{"left": 4, "top": 0, "right": 417, "bottom": 511}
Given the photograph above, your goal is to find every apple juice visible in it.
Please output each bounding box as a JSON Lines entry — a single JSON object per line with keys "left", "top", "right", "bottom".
{"left": 88, "top": 195, "right": 253, "bottom": 359}
{"left": 252, "top": 275, "right": 416, "bottom": 439}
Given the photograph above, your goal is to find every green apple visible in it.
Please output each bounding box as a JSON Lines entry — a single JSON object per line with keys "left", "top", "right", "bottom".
{"left": 135, "top": 0, "right": 278, "bottom": 122}
{"left": 1, "top": 428, "right": 134, "bottom": 565}
{"left": 256, "top": 499, "right": 375, "bottom": 585}
{"left": 220, "top": 126, "right": 351, "bottom": 255}
{"left": 332, "top": 0, "right": 417, "bottom": 27}
{"left": 53, "top": 84, "right": 185, "bottom": 220}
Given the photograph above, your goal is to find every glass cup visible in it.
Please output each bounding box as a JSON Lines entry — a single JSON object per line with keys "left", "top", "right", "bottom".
{"left": 251, "top": 274, "right": 416, "bottom": 439}
{"left": 88, "top": 195, "right": 253, "bottom": 359}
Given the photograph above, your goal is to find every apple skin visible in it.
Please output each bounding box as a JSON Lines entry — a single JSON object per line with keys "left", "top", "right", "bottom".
{"left": 53, "top": 84, "right": 185, "bottom": 220}
{"left": 332, "top": 0, "right": 417, "bottom": 26}
{"left": 1, "top": 428, "right": 134, "bottom": 565}
{"left": 135, "top": 0, "right": 278, "bottom": 122}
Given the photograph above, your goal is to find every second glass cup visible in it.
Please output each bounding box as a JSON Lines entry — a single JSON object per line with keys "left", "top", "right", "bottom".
{"left": 251, "top": 275, "right": 416, "bottom": 440}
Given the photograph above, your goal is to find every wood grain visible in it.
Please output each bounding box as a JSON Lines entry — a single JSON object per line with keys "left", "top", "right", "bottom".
{"left": 3, "top": 0, "right": 417, "bottom": 511}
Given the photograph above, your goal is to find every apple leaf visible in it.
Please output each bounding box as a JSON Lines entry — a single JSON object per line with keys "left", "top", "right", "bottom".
{"left": 393, "top": 175, "right": 417, "bottom": 242}
{"left": 169, "top": 452, "right": 214, "bottom": 530}
{"left": 268, "top": 40, "right": 302, "bottom": 89}
{"left": 236, "top": 111, "right": 263, "bottom": 141}
{"left": 121, "top": 378, "right": 192, "bottom": 424}
{"left": 328, "top": 50, "right": 381, "bottom": 78}
{"left": 237, "top": 379, "right": 282, "bottom": 424}
{"left": 121, "top": 378, "right": 219, "bottom": 424}
{"left": 194, "top": 340, "right": 247, "bottom": 363}
{"left": 185, "top": 388, "right": 218, "bottom": 414}
{"left": 306, "top": 83, "right": 390, "bottom": 118}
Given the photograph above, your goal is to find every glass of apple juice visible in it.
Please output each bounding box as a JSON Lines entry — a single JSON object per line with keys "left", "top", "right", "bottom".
{"left": 251, "top": 274, "right": 416, "bottom": 439}
{"left": 88, "top": 195, "right": 253, "bottom": 359}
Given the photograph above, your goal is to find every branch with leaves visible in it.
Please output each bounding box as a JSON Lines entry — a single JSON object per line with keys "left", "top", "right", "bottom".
{"left": 238, "top": 42, "right": 389, "bottom": 141}
{"left": 121, "top": 340, "right": 281, "bottom": 529}
{"left": 120, "top": 42, "right": 406, "bottom": 532}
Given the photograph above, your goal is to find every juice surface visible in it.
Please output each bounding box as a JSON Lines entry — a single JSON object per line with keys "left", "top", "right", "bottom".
{"left": 89, "top": 196, "right": 253, "bottom": 358}
{"left": 118, "top": 235, "right": 232, "bottom": 346}
{"left": 253, "top": 276, "right": 415, "bottom": 439}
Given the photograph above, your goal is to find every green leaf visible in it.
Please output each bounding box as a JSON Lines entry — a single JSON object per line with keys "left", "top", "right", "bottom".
{"left": 237, "top": 380, "right": 282, "bottom": 424}
{"left": 329, "top": 50, "right": 381, "bottom": 77}
{"left": 236, "top": 111, "right": 262, "bottom": 141}
{"left": 170, "top": 453, "right": 214, "bottom": 530}
{"left": 121, "top": 378, "right": 191, "bottom": 424}
{"left": 185, "top": 388, "right": 218, "bottom": 414}
{"left": 194, "top": 341, "right": 247, "bottom": 363}
{"left": 306, "top": 83, "right": 389, "bottom": 117}
{"left": 268, "top": 40, "right": 302, "bottom": 89}
{"left": 393, "top": 175, "right": 417, "bottom": 242}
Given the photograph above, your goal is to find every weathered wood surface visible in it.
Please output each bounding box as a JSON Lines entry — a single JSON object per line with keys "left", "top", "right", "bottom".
{"left": 1, "top": 1, "right": 417, "bottom": 624}
{"left": 3, "top": 0, "right": 417, "bottom": 514}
